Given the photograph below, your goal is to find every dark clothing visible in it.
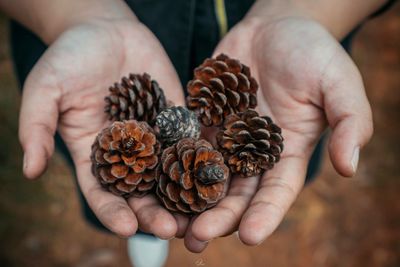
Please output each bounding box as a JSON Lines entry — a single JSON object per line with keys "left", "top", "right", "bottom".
{"left": 371, "top": 0, "right": 397, "bottom": 17}
{"left": 9, "top": 0, "right": 368, "bottom": 232}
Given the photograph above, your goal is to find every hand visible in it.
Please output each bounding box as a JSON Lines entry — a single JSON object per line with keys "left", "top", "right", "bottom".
{"left": 18, "top": 7, "right": 189, "bottom": 238}
{"left": 184, "top": 13, "right": 373, "bottom": 251}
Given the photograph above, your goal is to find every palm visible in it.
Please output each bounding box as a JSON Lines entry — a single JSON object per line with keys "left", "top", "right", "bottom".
{"left": 252, "top": 19, "right": 335, "bottom": 163}
{"left": 20, "top": 19, "right": 187, "bottom": 238}
{"left": 185, "top": 18, "right": 372, "bottom": 251}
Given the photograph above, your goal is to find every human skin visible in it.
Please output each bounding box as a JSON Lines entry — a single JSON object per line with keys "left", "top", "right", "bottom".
{"left": 0, "top": 0, "right": 189, "bottom": 239}
{"left": 0, "top": 0, "right": 388, "bottom": 252}
{"left": 183, "top": 0, "right": 388, "bottom": 252}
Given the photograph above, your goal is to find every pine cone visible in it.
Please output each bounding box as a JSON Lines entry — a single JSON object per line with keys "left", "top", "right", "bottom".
{"left": 104, "top": 73, "right": 167, "bottom": 125}
{"left": 216, "top": 109, "right": 284, "bottom": 177}
{"left": 91, "top": 120, "right": 161, "bottom": 198}
{"left": 155, "top": 106, "right": 201, "bottom": 146}
{"left": 156, "top": 138, "right": 229, "bottom": 214}
{"left": 186, "top": 54, "right": 258, "bottom": 127}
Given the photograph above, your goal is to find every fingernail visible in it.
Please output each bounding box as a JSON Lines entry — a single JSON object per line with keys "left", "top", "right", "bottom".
{"left": 256, "top": 239, "right": 265, "bottom": 246}
{"left": 23, "top": 153, "right": 28, "bottom": 171}
{"left": 351, "top": 146, "right": 360, "bottom": 174}
{"left": 233, "top": 231, "right": 239, "bottom": 239}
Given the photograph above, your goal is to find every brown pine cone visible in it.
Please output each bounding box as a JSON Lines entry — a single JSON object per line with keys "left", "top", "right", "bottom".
{"left": 104, "top": 73, "right": 167, "bottom": 125}
{"left": 216, "top": 109, "right": 284, "bottom": 177}
{"left": 156, "top": 138, "right": 229, "bottom": 214}
{"left": 186, "top": 53, "right": 258, "bottom": 127}
{"left": 91, "top": 120, "right": 161, "bottom": 198}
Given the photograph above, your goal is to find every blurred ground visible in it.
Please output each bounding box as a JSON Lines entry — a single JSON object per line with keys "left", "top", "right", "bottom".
{"left": 0, "top": 4, "right": 399, "bottom": 267}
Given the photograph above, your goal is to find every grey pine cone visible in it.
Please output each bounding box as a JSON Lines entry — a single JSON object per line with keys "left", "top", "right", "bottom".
{"left": 155, "top": 106, "right": 200, "bottom": 145}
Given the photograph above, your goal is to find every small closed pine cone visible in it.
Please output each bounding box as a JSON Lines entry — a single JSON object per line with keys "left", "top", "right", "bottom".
{"left": 104, "top": 73, "right": 167, "bottom": 125}
{"left": 186, "top": 53, "right": 258, "bottom": 127}
{"left": 216, "top": 109, "right": 284, "bottom": 177}
{"left": 156, "top": 138, "right": 229, "bottom": 214}
{"left": 155, "top": 106, "right": 201, "bottom": 146}
{"left": 91, "top": 120, "right": 161, "bottom": 198}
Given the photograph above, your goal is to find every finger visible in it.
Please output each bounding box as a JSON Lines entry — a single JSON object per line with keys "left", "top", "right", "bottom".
{"left": 19, "top": 74, "right": 60, "bottom": 179}
{"left": 152, "top": 64, "right": 186, "bottom": 107}
{"left": 191, "top": 175, "right": 259, "bottom": 241}
{"left": 172, "top": 213, "right": 190, "bottom": 238}
{"left": 123, "top": 26, "right": 186, "bottom": 107}
{"left": 75, "top": 158, "right": 138, "bottom": 237}
{"left": 184, "top": 217, "right": 209, "bottom": 253}
{"left": 127, "top": 195, "right": 178, "bottom": 240}
{"left": 323, "top": 54, "right": 373, "bottom": 177}
{"left": 238, "top": 155, "right": 308, "bottom": 246}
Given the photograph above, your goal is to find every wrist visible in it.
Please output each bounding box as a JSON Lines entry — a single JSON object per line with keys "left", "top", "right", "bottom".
{"left": 33, "top": 0, "right": 137, "bottom": 44}
{"left": 244, "top": 0, "right": 390, "bottom": 40}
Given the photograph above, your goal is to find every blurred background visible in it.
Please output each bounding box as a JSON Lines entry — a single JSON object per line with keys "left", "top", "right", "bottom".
{"left": 0, "top": 4, "right": 399, "bottom": 267}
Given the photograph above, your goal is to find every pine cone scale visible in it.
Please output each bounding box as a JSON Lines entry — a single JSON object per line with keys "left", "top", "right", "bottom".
{"left": 138, "top": 180, "right": 155, "bottom": 191}
{"left": 168, "top": 161, "right": 182, "bottom": 182}
{"left": 162, "top": 154, "right": 177, "bottom": 174}
{"left": 157, "top": 174, "right": 168, "bottom": 195}
{"left": 103, "top": 152, "right": 121, "bottom": 164}
{"left": 180, "top": 189, "right": 195, "bottom": 204}
{"left": 99, "top": 168, "right": 117, "bottom": 183}
{"left": 159, "top": 194, "right": 178, "bottom": 212}
{"left": 190, "top": 199, "right": 207, "bottom": 213}
{"left": 181, "top": 149, "right": 194, "bottom": 170}
{"left": 176, "top": 202, "right": 192, "bottom": 213}
{"left": 165, "top": 183, "right": 180, "bottom": 202}
{"left": 125, "top": 173, "right": 142, "bottom": 185}
{"left": 110, "top": 164, "right": 129, "bottom": 178}
{"left": 180, "top": 172, "right": 193, "bottom": 190}
{"left": 209, "top": 78, "right": 225, "bottom": 92}
{"left": 195, "top": 180, "right": 225, "bottom": 202}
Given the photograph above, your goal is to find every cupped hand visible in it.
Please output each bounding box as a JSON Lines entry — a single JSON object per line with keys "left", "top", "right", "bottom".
{"left": 184, "top": 16, "right": 373, "bottom": 252}
{"left": 19, "top": 15, "right": 189, "bottom": 238}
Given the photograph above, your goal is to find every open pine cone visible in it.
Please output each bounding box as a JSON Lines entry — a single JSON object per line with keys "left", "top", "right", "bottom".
{"left": 156, "top": 138, "right": 229, "bottom": 214}
{"left": 91, "top": 120, "right": 161, "bottom": 198}
{"left": 186, "top": 53, "right": 258, "bottom": 127}
{"left": 216, "top": 109, "right": 284, "bottom": 177}
{"left": 104, "top": 73, "right": 167, "bottom": 125}
{"left": 155, "top": 106, "right": 201, "bottom": 146}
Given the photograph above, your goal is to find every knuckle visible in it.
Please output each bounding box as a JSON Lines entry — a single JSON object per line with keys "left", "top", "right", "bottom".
{"left": 260, "top": 176, "right": 299, "bottom": 197}
{"left": 217, "top": 205, "right": 241, "bottom": 222}
{"left": 250, "top": 200, "right": 285, "bottom": 218}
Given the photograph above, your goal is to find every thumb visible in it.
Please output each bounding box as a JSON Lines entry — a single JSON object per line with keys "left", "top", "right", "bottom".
{"left": 124, "top": 28, "right": 186, "bottom": 107}
{"left": 19, "top": 71, "right": 60, "bottom": 179}
{"left": 152, "top": 65, "right": 186, "bottom": 107}
{"left": 324, "top": 54, "right": 373, "bottom": 177}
